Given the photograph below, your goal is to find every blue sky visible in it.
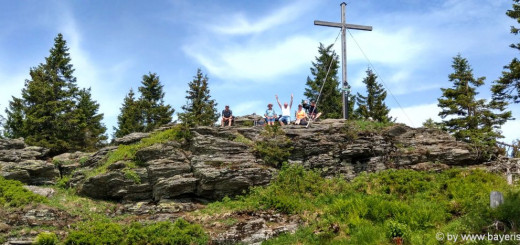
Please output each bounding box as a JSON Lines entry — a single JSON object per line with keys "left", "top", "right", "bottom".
{"left": 0, "top": 0, "right": 519, "bottom": 142}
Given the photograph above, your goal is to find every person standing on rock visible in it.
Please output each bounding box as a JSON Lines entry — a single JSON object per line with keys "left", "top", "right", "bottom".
{"left": 264, "top": 103, "right": 276, "bottom": 126}
{"left": 221, "top": 105, "right": 233, "bottom": 126}
{"left": 275, "top": 94, "right": 293, "bottom": 126}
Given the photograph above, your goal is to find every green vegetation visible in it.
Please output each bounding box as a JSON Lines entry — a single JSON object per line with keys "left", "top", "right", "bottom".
{"left": 346, "top": 119, "right": 394, "bottom": 133}
{"left": 199, "top": 165, "right": 519, "bottom": 244}
{"left": 178, "top": 68, "right": 219, "bottom": 126}
{"left": 64, "top": 219, "right": 208, "bottom": 245}
{"left": 438, "top": 55, "right": 511, "bottom": 159}
{"left": 356, "top": 68, "right": 392, "bottom": 123}
{"left": 115, "top": 73, "right": 175, "bottom": 138}
{"left": 0, "top": 177, "right": 46, "bottom": 207}
{"left": 233, "top": 133, "right": 254, "bottom": 145}
{"left": 491, "top": 0, "right": 520, "bottom": 105}
{"left": 34, "top": 232, "right": 59, "bottom": 245}
{"left": 87, "top": 124, "right": 190, "bottom": 178}
{"left": 254, "top": 126, "right": 293, "bottom": 168}
{"left": 3, "top": 33, "right": 107, "bottom": 154}
{"left": 304, "top": 43, "right": 343, "bottom": 119}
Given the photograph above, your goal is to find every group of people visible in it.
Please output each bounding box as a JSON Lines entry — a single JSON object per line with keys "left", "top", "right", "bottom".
{"left": 220, "top": 94, "right": 322, "bottom": 127}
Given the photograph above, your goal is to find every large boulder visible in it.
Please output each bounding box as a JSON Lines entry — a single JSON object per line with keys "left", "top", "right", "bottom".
{"left": 0, "top": 160, "right": 59, "bottom": 185}
{"left": 77, "top": 120, "right": 487, "bottom": 202}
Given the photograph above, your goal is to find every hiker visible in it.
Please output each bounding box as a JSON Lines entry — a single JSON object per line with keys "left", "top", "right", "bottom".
{"left": 275, "top": 94, "right": 293, "bottom": 126}
{"left": 303, "top": 100, "right": 322, "bottom": 120}
{"left": 221, "top": 105, "right": 233, "bottom": 126}
{"left": 264, "top": 103, "right": 276, "bottom": 126}
{"left": 295, "top": 104, "right": 308, "bottom": 125}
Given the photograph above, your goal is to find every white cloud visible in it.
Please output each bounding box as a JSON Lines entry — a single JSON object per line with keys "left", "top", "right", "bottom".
{"left": 228, "top": 100, "right": 263, "bottom": 116}
{"left": 184, "top": 35, "right": 322, "bottom": 82}
{"left": 209, "top": 0, "right": 316, "bottom": 35}
{"left": 390, "top": 103, "right": 441, "bottom": 128}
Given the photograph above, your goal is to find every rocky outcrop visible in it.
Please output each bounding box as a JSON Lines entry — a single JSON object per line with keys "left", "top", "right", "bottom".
{"left": 75, "top": 120, "right": 482, "bottom": 203}
{"left": 0, "top": 138, "right": 58, "bottom": 185}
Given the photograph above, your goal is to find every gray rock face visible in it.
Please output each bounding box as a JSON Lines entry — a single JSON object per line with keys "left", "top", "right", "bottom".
{"left": 77, "top": 120, "right": 483, "bottom": 203}
{"left": 0, "top": 138, "right": 58, "bottom": 185}
{"left": 114, "top": 132, "right": 151, "bottom": 145}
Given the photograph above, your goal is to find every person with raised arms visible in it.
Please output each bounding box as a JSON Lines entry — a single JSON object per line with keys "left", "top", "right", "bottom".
{"left": 275, "top": 94, "right": 293, "bottom": 126}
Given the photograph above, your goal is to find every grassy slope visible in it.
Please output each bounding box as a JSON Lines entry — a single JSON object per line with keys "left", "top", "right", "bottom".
{"left": 196, "top": 165, "right": 520, "bottom": 245}
{"left": 2, "top": 121, "right": 519, "bottom": 244}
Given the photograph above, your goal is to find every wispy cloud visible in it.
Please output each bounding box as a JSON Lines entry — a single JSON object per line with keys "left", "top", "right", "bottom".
{"left": 183, "top": 35, "right": 322, "bottom": 82}
{"left": 209, "top": 0, "right": 316, "bottom": 35}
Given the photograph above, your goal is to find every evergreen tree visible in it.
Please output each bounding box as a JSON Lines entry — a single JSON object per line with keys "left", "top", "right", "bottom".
{"left": 347, "top": 92, "right": 359, "bottom": 120}
{"left": 422, "top": 118, "right": 441, "bottom": 129}
{"left": 178, "top": 69, "right": 219, "bottom": 126}
{"left": 4, "top": 33, "right": 106, "bottom": 154}
{"left": 114, "top": 89, "right": 144, "bottom": 138}
{"left": 304, "top": 43, "right": 342, "bottom": 119}
{"left": 355, "top": 68, "right": 391, "bottom": 122}
{"left": 73, "top": 88, "right": 107, "bottom": 151}
{"left": 438, "top": 55, "right": 510, "bottom": 157}
{"left": 4, "top": 97, "right": 25, "bottom": 138}
{"left": 138, "top": 72, "right": 174, "bottom": 131}
{"left": 492, "top": 0, "right": 520, "bottom": 104}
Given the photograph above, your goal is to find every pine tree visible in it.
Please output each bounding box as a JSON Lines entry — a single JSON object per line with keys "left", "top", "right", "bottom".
{"left": 3, "top": 97, "right": 25, "bottom": 138}
{"left": 438, "top": 55, "right": 510, "bottom": 157}
{"left": 178, "top": 69, "right": 219, "bottom": 126}
{"left": 492, "top": 0, "right": 520, "bottom": 104}
{"left": 138, "top": 72, "right": 174, "bottom": 131}
{"left": 347, "top": 93, "right": 359, "bottom": 120}
{"left": 422, "top": 118, "right": 441, "bottom": 129}
{"left": 355, "top": 68, "right": 391, "bottom": 122}
{"left": 73, "top": 88, "right": 107, "bottom": 151}
{"left": 114, "top": 89, "right": 144, "bottom": 138}
{"left": 304, "top": 43, "right": 343, "bottom": 119}
{"left": 4, "top": 33, "right": 106, "bottom": 154}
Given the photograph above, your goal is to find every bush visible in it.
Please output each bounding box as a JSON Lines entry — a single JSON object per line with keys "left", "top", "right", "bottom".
{"left": 64, "top": 220, "right": 124, "bottom": 245}
{"left": 0, "top": 177, "right": 46, "bottom": 207}
{"left": 87, "top": 124, "right": 191, "bottom": 177}
{"left": 34, "top": 232, "right": 59, "bottom": 245}
{"left": 124, "top": 219, "right": 208, "bottom": 245}
{"left": 65, "top": 219, "right": 208, "bottom": 245}
{"left": 254, "top": 126, "right": 293, "bottom": 168}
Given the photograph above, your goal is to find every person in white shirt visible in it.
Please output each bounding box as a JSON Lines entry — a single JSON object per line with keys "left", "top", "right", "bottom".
{"left": 275, "top": 94, "right": 293, "bottom": 126}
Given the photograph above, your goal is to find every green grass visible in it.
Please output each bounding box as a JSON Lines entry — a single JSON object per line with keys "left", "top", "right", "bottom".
{"left": 64, "top": 218, "right": 208, "bottom": 245}
{"left": 85, "top": 125, "right": 190, "bottom": 178}
{"left": 254, "top": 126, "right": 293, "bottom": 168}
{"left": 0, "top": 177, "right": 47, "bottom": 207}
{"left": 345, "top": 119, "right": 394, "bottom": 134}
{"left": 196, "top": 165, "right": 519, "bottom": 245}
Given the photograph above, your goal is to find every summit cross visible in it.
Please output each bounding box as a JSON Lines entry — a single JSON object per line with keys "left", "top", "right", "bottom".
{"left": 314, "top": 2, "right": 372, "bottom": 119}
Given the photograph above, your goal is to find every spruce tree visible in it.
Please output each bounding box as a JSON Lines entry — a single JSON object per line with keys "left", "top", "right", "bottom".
{"left": 355, "top": 68, "right": 391, "bottom": 122}
{"left": 138, "top": 72, "right": 174, "bottom": 131}
{"left": 4, "top": 97, "right": 25, "bottom": 138}
{"left": 438, "top": 55, "right": 510, "bottom": 157}
{"left": 114, "top": 89, "right": 144, "bottom": 138}
{"left": 74, "top": 88, "right": 107, "bottom": 151}
{"left": 304, "top": 43, "right": 342, "bottom": 119}
{"left": 178, "top": 69, "right": 219, "bottom": 126}
{"left": 492, "top": 0, "right": 520, "bottom": 104}
{"left": 4, "top": 33, "right": 106, "bottom": 154}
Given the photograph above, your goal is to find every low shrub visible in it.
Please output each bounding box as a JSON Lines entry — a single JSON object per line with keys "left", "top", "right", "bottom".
{"left": 254, "top": 125, "right": 293, "bottom": 168}
{"left": 34, "top": 232, "right": 59, "bottom": 245}
{"left": 124, "top": 219, "right": 208, "bottom": 245}
{"left": 87, "top": 124, "right": 191, "bottom": 177}
{"left": 0, "top": 177, "right": 46, "bottom": 207}
{"left": 64, "top": 220, "right": 124, "bottom": 245}
{"left": 64, "top": 218, "right": 208, "bottom": 245}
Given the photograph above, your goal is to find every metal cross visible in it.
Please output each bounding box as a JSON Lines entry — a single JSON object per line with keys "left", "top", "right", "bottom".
{"left": 314, "top": 2, "right": 372, "bottom": 119}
